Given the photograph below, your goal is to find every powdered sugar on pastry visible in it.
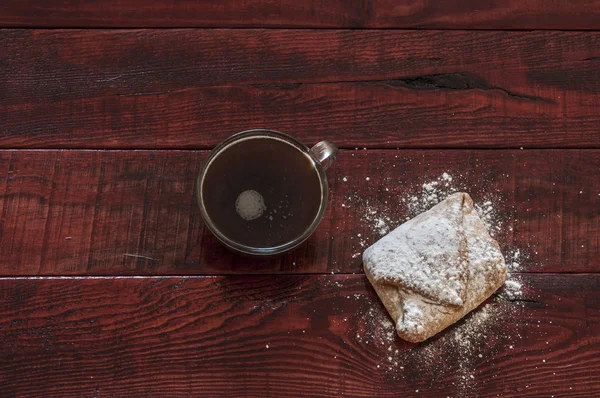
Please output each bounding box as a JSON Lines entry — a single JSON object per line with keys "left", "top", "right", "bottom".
{"left": 364, "top": 193, "right": 468, "bottom": 307}
{"left": 396, "top": 292, "right": 451, "bottom": 338}
{"left": 363, "top": 192, "right": 507, "bottom": 342}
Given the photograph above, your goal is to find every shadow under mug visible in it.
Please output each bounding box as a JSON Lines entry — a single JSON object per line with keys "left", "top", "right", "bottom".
{"left": 197, "top": 129, "right": 337, "bottom": 256}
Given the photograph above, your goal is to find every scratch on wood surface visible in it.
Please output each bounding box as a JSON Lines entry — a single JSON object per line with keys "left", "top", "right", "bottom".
{"left": 115, "top": 90, "right": 174, "bottom": 98}
{"left": 123, "top": 253, "right": 157, "bottom": 261}
{"left": 96, "top": 74, "right": 123, "bottom": 82}
{"left": 250, "top": 83, "right": 302, "bottom": 90}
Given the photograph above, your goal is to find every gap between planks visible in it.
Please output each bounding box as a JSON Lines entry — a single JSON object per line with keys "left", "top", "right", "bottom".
{"left": 0, "top": 148, "right": 599, "bottom": 152}
{"left": 0, "top": 272, "right": 597, "bottom": 280}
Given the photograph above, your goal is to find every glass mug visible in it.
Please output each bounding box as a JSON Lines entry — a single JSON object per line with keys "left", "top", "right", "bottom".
{"left": 197, "top": 129, "right": 337, "bottom": 256}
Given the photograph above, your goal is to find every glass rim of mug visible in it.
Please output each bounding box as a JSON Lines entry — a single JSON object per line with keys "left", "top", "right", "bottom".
{"left": 197, "top": 129, "right": 331, "bottom": 256}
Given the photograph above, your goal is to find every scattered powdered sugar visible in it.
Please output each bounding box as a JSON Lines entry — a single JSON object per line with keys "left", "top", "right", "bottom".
{"left": 381, "top": 317, "right": 395, "bottom": 340}
{"left": 344, "top": 173, "right": 455, "bottom": 260}
{"left": 502, "top": 280, "right": 523, "bottom": 300}
{"left": 354, "top": 306, "right": 398, "bottom": 348}
{"left": 404, "top": 172, "right": 461, "bottom": 217}
{"left": 510, "top": 249, "right": 522, "bottom": 270}
{"left": 409, "top": 297, "right": 526, "bottom": 395}
{"left": 343, "top": 201, "right": 395, "bottom": 250}
{"left": 362, "top": 206, "right": 393, "bottom": 237}
{"left": 353, "top": 172, "right": 515, "bottom": 264}
{"left": 475, "top": 201, "right": 502, "bottom": 237}
{"left": 339, "top": 172, "right": 531, "bottom": 394}
{"left": 505, "top": 247, "right": 527, "bottom": 273}
{"left": 499, "top": 248, "right": 526, "bottom": 300}
{"left": 373, "top": 217, "right": 391, "bottom": 236}
{"left": 351, "top": 296, "right": 524, "bottom": 395}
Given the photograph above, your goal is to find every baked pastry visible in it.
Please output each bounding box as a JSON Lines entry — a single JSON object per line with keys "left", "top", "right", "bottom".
{"left": 363, "top": 192, "right": 506, "bottom": 343}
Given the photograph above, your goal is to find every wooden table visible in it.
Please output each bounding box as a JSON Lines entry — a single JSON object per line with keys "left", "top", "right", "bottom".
{"left": 1, "top": 2, "right": 599, "bottom": 397}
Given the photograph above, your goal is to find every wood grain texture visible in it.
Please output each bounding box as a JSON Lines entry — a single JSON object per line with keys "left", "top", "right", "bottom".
{"left": 1, "top": 29, "right": 599, "bottom": 149}
{"left": 1, "top": 1, "right": 600, "bottom": 29}
{"left": 0, "top": 149, "right": 597, "bottom": 275}
{"left": 0, "top": 274, "right": 598, "bottom": 397}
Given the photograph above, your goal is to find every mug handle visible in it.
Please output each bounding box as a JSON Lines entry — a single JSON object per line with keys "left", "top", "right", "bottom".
{"left": 310, "top": 141, "right": 338, "bottom": 171}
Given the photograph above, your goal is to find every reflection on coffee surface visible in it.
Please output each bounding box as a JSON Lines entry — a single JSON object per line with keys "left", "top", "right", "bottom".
{"left": 202, "top": 136, "right": 322, "bottom": 248}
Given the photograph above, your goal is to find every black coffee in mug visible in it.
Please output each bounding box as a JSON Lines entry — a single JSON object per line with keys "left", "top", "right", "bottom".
{"left": 198, "top": 130, "right": 337, "bottom": 255}
{"left": 202, "top": 136, "right": 321, "bottom": 248}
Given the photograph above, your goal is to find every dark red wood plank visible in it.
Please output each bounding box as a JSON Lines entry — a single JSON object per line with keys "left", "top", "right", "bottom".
{"left": 1, "top": 30, "right": 599, "bottom": 148}
{"left": 0, "top": 274, "right": 598, "bottom": 397}
{"left": 1, "top": 1, "right": 599, "bottom": 29}
{"left": 0, "top": 149, "right": 597, "bottom": 275}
